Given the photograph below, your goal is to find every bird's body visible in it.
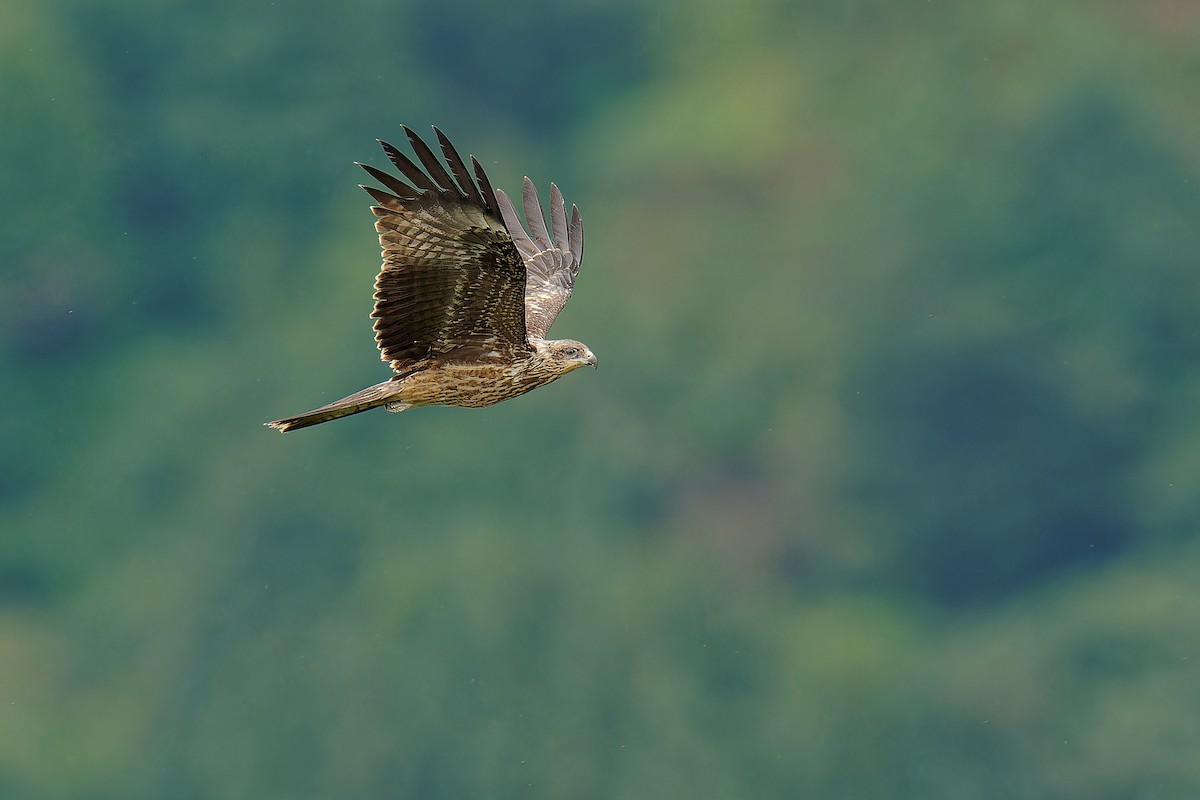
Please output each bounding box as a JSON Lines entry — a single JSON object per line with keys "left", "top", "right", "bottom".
{"left": 267, "top": 126, "right": 593, "bottom": 433}
{"left": 394, "top": 344, "right": 588, "bottom": 408}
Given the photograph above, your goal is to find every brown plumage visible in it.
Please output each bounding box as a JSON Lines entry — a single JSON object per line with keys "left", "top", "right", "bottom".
{"left": 267, "top": 126, "right": 593, "bottom": 433}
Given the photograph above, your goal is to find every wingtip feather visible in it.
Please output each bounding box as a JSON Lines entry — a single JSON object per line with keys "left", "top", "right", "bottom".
{"left": 549, "top": 182, "right": 568, "bottom": 248}
{"left": 521, "top": 177, "right": 552, "bottom": 247}
{"left": 495, "top": 187, "right": 538, "bottom": 258}
{"left": 403, "top": 125, "right": 455, "bottom": 192}
{"left": 472, "top": 155, "right": 499, "bottom": 213}
{"left": 359, "top": 162, "right": 418, "bottom": 200}
{"left": 569, "top": 204, "right": 584, "bottom": 268}
{"left": 433, "top": 126, "right": 483, "bottom": 205}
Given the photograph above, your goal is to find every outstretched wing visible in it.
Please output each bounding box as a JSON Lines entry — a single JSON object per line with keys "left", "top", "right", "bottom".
{"left": 360, "top": 126, "right": 530, "bottom": 372}
{"left": 496, "top": 178, "right": 584, "bottom": 339}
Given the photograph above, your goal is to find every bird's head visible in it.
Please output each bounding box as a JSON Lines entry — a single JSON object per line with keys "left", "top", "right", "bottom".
{"left": 537, "top": 338, "right": 597, "bottom": 374}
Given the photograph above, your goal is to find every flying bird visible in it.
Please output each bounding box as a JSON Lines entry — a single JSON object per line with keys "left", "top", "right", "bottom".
{"left": 267, "top": 126, "right": 594, "bottom": 432}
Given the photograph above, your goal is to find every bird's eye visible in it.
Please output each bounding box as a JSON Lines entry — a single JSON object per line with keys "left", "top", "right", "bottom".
{"left": 561, "top": 347, "right": 579, "bottom": 358}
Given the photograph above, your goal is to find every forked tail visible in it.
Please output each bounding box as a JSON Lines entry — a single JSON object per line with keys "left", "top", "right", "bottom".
{"left": 266, "top": 380, "right": 401, "bottom": 432}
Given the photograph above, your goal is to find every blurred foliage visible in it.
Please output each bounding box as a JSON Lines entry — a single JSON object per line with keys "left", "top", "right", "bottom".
{"left": 2, "top": 0, "right": 1200, "bottom": 797}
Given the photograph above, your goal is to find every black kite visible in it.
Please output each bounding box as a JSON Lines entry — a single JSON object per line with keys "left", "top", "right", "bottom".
{"left": 267, "top": 126, "right": 594, "bottom": 432}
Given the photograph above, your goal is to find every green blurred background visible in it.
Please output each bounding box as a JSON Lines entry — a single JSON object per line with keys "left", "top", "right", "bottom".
{"left": 3, "top": 0, "right": 1200, "bottom": 797}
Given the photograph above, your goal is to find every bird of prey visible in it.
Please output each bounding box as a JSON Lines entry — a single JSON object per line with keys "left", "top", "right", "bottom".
{"left": 267, "top": 126, "right": 594, "bottom": 432}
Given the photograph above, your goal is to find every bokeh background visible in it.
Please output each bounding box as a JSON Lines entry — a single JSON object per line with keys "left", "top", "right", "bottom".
{"left": 4, "top": 0, "right": 1200, "bottom": 797}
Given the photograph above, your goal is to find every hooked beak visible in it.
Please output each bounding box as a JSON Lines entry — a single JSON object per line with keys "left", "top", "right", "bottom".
{"left": 587, "top": 353, "right": 598, "bottom": 369}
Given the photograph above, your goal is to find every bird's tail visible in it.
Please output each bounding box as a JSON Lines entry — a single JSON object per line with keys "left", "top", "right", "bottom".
{"left": 266, "top": 380, "right": 402, "bottom": 432}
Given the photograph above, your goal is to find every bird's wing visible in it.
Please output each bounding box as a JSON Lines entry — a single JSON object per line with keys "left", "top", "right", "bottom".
{"left": 495, "top": 178, "right": 584, "bottom": 339}
{"left": 361, "top": 126, "right": 530, "bottom": 372}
